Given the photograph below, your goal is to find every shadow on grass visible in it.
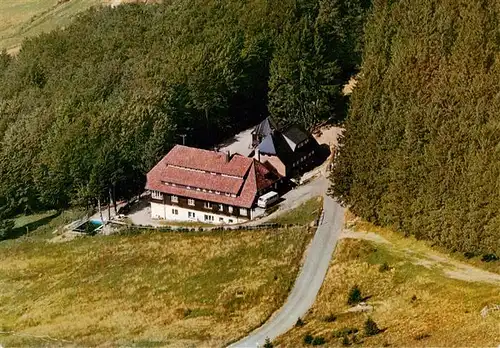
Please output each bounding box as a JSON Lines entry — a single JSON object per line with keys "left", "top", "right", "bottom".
{"left": 7, "top": 211, "right": 60, "bottom": 240}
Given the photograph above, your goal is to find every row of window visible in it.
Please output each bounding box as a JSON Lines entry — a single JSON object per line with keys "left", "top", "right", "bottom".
{"left": 296, "top": 138, "right": 309, "bottom": 149}
{"left": 292, "top": 150, "right": 315, "bottom": 168}
{"left": 164, "top": 182, "right": 237, "bottom": 198}
{"left": 204, "top": 214, "right": 234, "bottom": 223}
{"left": 154, "top": 191, "right": 248, "bottom": 216}
{"left": 174, "top": 209, "right": 235, "bottom": 223}
{"left": 171, "top": 195, "right": 247, "bottom": 215}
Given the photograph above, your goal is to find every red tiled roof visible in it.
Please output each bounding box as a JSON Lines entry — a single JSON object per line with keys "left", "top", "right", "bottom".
{"left": 255, "top": 161, "right": 281, "bottom": 191}
{"left": 163, "top": 145, "right": 252, "bottom": 176}
{"left": 146, "top": 145, "right": 282, "bottom": 208}
{"left": 159, "top": 166, "right": 243, "bottom": 194}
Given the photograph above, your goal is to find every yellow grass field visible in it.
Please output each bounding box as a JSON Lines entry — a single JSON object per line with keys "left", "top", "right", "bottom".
{"left": 0, "top": 0, "right": 105, "bottom": 52}
{"left": 0, "top": 226, "right": 313, "bottom": 346}
{"left": 277, "top": 216, "right": 500, "bottom": 347}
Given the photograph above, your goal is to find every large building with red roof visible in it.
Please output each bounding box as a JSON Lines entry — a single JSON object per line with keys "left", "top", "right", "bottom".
{"left": 146, "top": 145, "right": 282, "bottom": 224}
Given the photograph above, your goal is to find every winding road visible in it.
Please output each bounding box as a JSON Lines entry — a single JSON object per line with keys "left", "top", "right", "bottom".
{"left": 229, "top": 192, "right": 344, "bottom": 347}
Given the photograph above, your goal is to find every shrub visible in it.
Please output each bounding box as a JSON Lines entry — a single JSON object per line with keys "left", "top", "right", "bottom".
{"left": 263, "top": 337, "right": 273, "bottom": 348}
{"left": 347, "top": 285, "right": 362, "bottom": 305}
{"left": 324, "top": 314, "right": 337, "bottom": 322}
{"left": 414, "top": 333, "right": 431, "bottom": 341}
{"left": 481, "top": 254, "right": 499, "bottom": 262}
{"left": 364, "top": 318, "right": 380, "bottom": 336}
{"left": 295, "top": 317, "right": 305, "bottom": 327}
{"left": 341, "top": 335, "right": 351, "bottom": 346}
{"left": 379, "top": 262, "right": 390, "bottom": 272}
{"left": 464, "top": 251, "right": 476, "bottom": 259}
{"left": 411, "top": 295, "right": 417, "bottom": 302}
{"left": 312, "top": 336, "right": 326, "bottom": 346}
{"left": 0, "top": 218, "right": 13, "bottom": 240}
{"left": 304, "top": 334, "right": 314, "bottom": 345}
{"left": 333, "top": 327, "right": 358, "bottom": 338}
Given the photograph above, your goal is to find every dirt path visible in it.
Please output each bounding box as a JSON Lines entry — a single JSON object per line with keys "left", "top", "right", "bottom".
{"left": 341, "top": 230, "right": 500, "bottom": 286}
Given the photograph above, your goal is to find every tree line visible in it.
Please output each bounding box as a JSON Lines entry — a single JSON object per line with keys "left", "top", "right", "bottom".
{"left": 331, "top": 0, "right": 500, "bottom": 255}
{"left": 0, "top": 0, "right": 370, "bottom": 231}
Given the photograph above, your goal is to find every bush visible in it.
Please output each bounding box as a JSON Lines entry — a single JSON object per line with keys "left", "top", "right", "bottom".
{"left": 324, "top": 314, "right": 337, "bottom": 322}
{"left": 464, "top": 251, "right": 476, "bottom": 259}
{"left": 263, "top": 337, "right": 273, "bottom": 348}
{"left": 312, "top": 336, "right": 326, "bottom": 346}
{"left": 295, "top": 317, "right": 305, "bottom": 327}
{"left": 341, "top": 335, "right": 351, "bottom": 346}
{"left": 364, "top": 318, "right": 381, "bottom": 336}
{"left": 411, "top": 295, "right": 417, "bottom": 302}
{"left": 414, "top": 333, "right": 431, "bottom": 341}
{"left": 0, "top": 218, "right": 14, "bottom": 240}
{"left": 481, "top": 254, "right": 499, "bottom": 262}
{"left": 379, "top": 262, "right": 390, "bottom": 272}
{"left": 347, "top": 285, "right": 362, "bottom": 305}
{"left": 304, "top": 334, "right": 314, "bottom": 345}
{"left": 333, "top": 327, "right": 358, "bottom": 338}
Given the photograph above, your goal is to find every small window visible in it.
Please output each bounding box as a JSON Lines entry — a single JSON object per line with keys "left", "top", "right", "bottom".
{"left": 171, "top": 195, "right": 178, "bottom": 203}
{"left": 188, "top": 199, "right": 195, "bottom": 206}
{"left": 151, "top": 190, "right": 163, "bottom": 200}
{"left": 204, "top": 202, "right": 212, "bottom": 209}
{"left": 240, "top": 208, "right": 247, "bottom": 216}
{"left": 219, "top": 204, "right": 223, "bottom": 211}
{"left": 187, "top": 186, "right": 191, "bottom": 190}
{"left": 225, "top": 192, "right": 230, "bottom": 196}
{"left": 228, "top": 219, "right": 234, "bottom": 223}
{"left": 215, "top": 191, "right": 221, "bottom": 195}
{"left": 228, "top": 206, "right": 233, "bottom": 213}
{"left": 188, "top": 211, "right": 195, "bottom": 218}
{"left": 172, "top": 209, "right": 178, "bottom": 215}
{"left": 219, "top": 217, "right": 224, "bottom": 222}
{"left": 204, "top": 214, "right": 214, "bottom": 221}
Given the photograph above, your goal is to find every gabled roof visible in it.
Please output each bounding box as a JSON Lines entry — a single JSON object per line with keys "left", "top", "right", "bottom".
{"left": 252, "top": 117, "right": 277, "bottom": 137}
{"left": 283, "top": 126, "right": 309, "bottom": 151}
{"left": 162, "top": 145, "right": 252, "bottom": 177}
{"left": 253, "top": 117, "right": 312, "bottom": 153}
{"left": 146, "top": 145, "right": 281, "bottom": 208}
{"left": 258, "top": 134, "right": 277, "bottom": 155}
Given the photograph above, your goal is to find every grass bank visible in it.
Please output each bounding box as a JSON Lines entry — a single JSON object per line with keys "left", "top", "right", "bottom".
{"left": 276, "top": 217, "right": 500, "bottom": 347}
{"left": 0, "top": 226, "right": 313, "bottom": 346}
{"left": 269, "top": 196, "right": 323, "bottom": 226}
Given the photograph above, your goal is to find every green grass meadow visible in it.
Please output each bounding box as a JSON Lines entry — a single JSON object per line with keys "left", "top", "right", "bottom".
{"left": 0, "top": 224, "right": 313, "bottom": 346}
{"left": 0, "top": 0, "right": 103, "bottom": 52}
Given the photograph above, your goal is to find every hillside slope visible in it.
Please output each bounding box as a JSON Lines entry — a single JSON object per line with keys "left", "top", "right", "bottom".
{"left": 276, "top": 216, "right": 500, "bottom": 347}
{"left": 332, "top": 0, "right": 500, "bottom": 255}
{"left": 0, "top": 0, "right": 105, "bottom": 53}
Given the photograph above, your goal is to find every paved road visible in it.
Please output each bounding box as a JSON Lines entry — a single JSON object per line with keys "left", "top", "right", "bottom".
{"left": 229, "top": 194, "right": 344, "bottom": 347}
{"left": 246, "top": 174, "right": 329, "bottom": 226}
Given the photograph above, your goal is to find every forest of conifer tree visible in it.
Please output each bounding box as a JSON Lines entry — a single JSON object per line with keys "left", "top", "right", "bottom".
{"left": 331, "top": 0, "right": 500, "bottom": 255}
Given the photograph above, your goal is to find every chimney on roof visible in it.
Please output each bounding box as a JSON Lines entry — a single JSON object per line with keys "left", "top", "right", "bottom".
{"left": 254, "top": 148, "right": 260, "bottom": 162}
{"left": 225, "top": 150, "right": 231, "bottom": 163}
